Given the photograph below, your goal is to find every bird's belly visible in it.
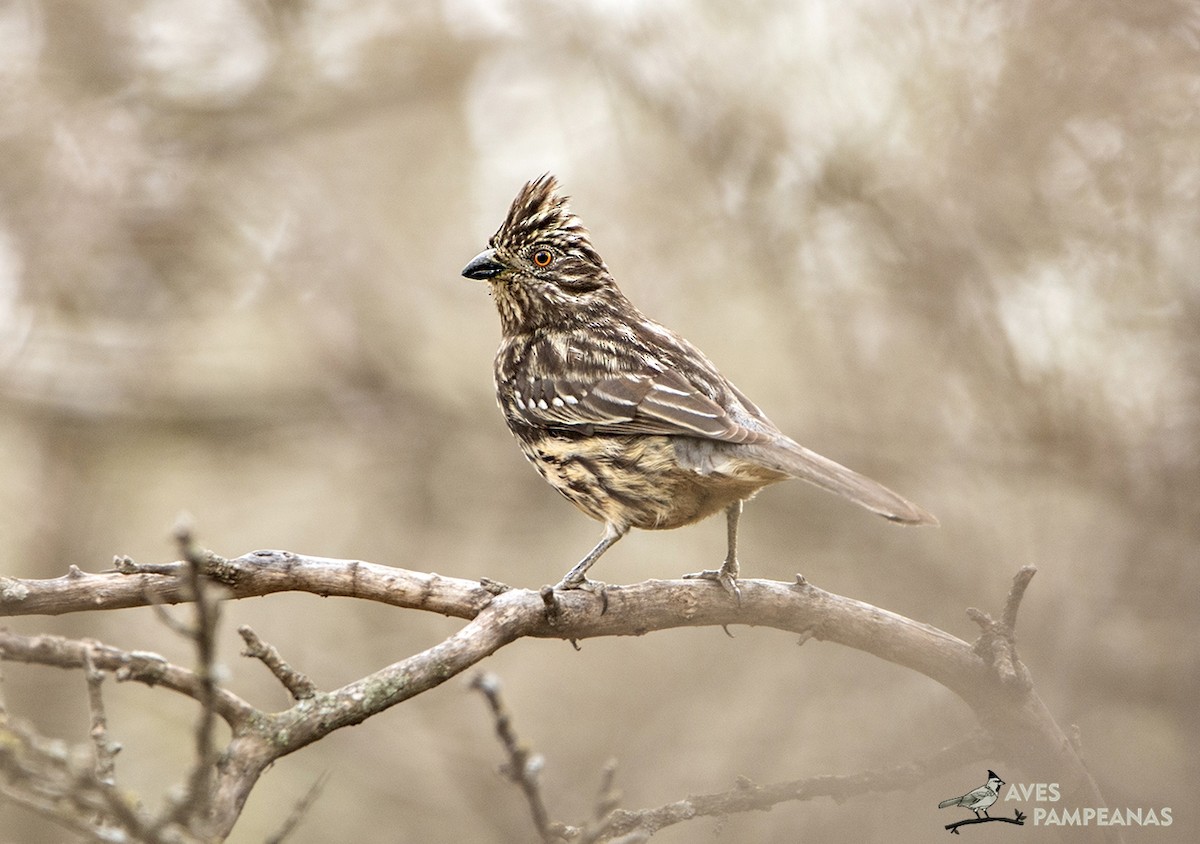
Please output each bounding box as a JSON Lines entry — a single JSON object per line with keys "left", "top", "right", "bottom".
{"left": 520, "top": 434, "right": 780, "bottom": 530}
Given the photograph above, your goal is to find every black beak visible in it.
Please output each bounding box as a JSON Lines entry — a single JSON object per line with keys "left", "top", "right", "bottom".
{"left": 462, "top": 250, "right": 505, "bottom": 280}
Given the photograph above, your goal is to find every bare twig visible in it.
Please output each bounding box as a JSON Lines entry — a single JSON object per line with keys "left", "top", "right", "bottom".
{"left": 967, "top": 567, "right": 1036, "bottom": 691}
{"left": 566, "top": 733, "right": 992, "bottom": 842}
{"left": 145, "top": 591, "right": 195, "bottom": 638}
{"left": 1001, "top": 565, "right": 1037, "bottom": 633}
{"left": 580, "top": 759, "right": 626, "bottom": 844}
{"left": 471, "top": 671, "right": 558, "bottom": 842}
{"left": 91, "top": 773, "right": 159, "bottom": 843}
{"left": 0, "top": 766, "right": 120, "bottom": 844}
{"left": 265, "top": 771, "right": 330, "bottom": 844}
{"left": 0, "top": 630, "right": 255, "bottom": 725}
{"left": 81, "top": 646, "right": 120, "bottom": 785}
{"left": 161, "top": 520, "right": 222, "bottom": 834}
{"left": 239, "top": 625, "right": 317, "bottom": 701}
{"left": 0, "top": 704, "right": 157, "bottom": 842}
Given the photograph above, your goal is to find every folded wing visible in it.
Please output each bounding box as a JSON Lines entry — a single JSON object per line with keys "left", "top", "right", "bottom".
{"left": 513, "top": 369, "right": 772, "bottom": 445}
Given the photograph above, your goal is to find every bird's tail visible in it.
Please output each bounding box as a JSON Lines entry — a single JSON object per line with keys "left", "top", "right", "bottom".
{"left": 745, "top": 437, "right": 938, "bottom": 526}
{"left": 937, "top": 798, "right": 961, "bottom": 809}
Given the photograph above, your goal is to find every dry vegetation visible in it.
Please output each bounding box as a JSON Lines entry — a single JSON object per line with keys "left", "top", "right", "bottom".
{"left": 0, "top": 1, "right": 1197, "bottom": 841}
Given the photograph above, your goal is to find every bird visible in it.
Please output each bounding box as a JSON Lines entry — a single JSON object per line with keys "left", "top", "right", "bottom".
{"left": 461, "top": 174, "right": 936, "bottom": 595}
{"left": 938, "top": 771, "right": 1005, "bottom": 818}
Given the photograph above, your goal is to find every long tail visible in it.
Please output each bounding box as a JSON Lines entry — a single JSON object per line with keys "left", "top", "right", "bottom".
{"left": 938, "top": 797, "right": 962, "bottom": 809}
{"left": 745, "top": 437, "right": 938, "bottom": 526}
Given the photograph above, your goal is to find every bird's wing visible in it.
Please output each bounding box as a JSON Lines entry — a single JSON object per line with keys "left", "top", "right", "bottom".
{"left": 959, "top": 787, "right": 992, "bottom": 807}
{"left": 512, "top": 370, "right": 771, "bottom": 444}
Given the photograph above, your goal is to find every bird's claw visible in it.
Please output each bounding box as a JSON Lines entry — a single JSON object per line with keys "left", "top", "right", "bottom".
{"left": 553, "top": 576, "right": 609, "bottom": 614}
{"left": 683, "top": 565, "right": 742, "bottom": 604}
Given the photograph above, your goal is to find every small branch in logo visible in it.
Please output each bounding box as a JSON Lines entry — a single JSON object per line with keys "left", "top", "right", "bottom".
{"left": 944, "top": 809, "right": 1027, "bottom": 834}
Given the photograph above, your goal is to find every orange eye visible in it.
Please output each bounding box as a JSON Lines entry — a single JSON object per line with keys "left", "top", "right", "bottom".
{"left": 532, "top": 249, "right": 553, "bottom": 267}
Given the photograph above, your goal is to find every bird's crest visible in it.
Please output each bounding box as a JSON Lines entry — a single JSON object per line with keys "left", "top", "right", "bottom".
{"left": 490, "top": 174, "right": 602, "bottom": 267}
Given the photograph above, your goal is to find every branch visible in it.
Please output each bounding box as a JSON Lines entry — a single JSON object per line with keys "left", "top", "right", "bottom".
{"left": 0, "top": 550, "right": 499, "bottom": 618}
{"left": 81, "top": 646, "right": 120, "bottom": 785}
{"left": 163, "top": 521, "right": 222, "bottom": 834}
{"left": 470, "top": 672, "right": 557, "bottom": 842}
{"left": 582, "top": 760, "right": 625, "bottom": 844}
{"left": 0, "top": 631, "right": 255, "bottom": 726}
{"left": 239, "top": 625, "right": 317, "bottom": 701}
{"left": 0, "top": 552, "right": 1115, "bottom": 841}
{"left": 0, "top": 700, "right": 159, "bottom": 842}
{"left": 602, "top": 739, "right": 993, "bottom": 841}
{"left": 473, "top": 668, "right": 995, "bottom": 841}
{"left": 2, "top": 556, "right": 981, "bottom": 697}
{"left": 264, "top": 772, "right": 329, "bottom": 844}
{"left": 966, "top": 566, "right": 1035, "bottom": 691}
{"left": 945, "top": 809, "right": 1027, "bottom": 833}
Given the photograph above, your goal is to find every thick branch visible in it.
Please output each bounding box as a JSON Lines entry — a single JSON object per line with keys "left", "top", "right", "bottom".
{"left": 1, "top": 555, "right": 977, "bottom": 691}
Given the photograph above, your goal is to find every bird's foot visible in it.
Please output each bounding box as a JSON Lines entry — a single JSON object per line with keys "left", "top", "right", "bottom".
{"left": 553, "top": 575, "right": 609, "bottom": 614}
{"left": 683, "top": 561, "right": 741, "bottom": 603}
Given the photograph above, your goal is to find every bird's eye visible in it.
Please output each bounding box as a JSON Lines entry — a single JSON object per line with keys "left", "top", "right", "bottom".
{"left": 532, "top": 249, "right": 553, "bottom": 267}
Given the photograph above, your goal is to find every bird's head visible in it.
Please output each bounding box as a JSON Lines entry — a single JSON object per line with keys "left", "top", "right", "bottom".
{"left": 462, "top": 174, "right": 622, "bottom": 335}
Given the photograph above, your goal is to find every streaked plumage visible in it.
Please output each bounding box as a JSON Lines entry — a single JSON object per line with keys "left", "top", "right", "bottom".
{"left": 463, "top": 175, "right": 935, "bottom": 593}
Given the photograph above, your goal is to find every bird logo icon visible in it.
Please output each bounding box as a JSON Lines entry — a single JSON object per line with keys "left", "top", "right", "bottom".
{"left": 939, "top": 770, "right": 1005, "bottom": 818}
{"left": 938, "top": 770, "right": 1026, "bottom": 833}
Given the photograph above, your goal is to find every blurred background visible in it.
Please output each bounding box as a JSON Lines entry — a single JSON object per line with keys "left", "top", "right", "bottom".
{"left": 1, "top": 0, "right": 1197, "bottom": 841}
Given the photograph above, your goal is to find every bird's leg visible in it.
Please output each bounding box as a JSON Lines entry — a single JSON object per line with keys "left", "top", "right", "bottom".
{"left": 556, "top": 521, "right": 627, "bottom": 593}
{"left": 683, "top": 501, "right": 743, "bottom": 600}
{"left": 724, "top": 500, "right": 742, "bottom": 580}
